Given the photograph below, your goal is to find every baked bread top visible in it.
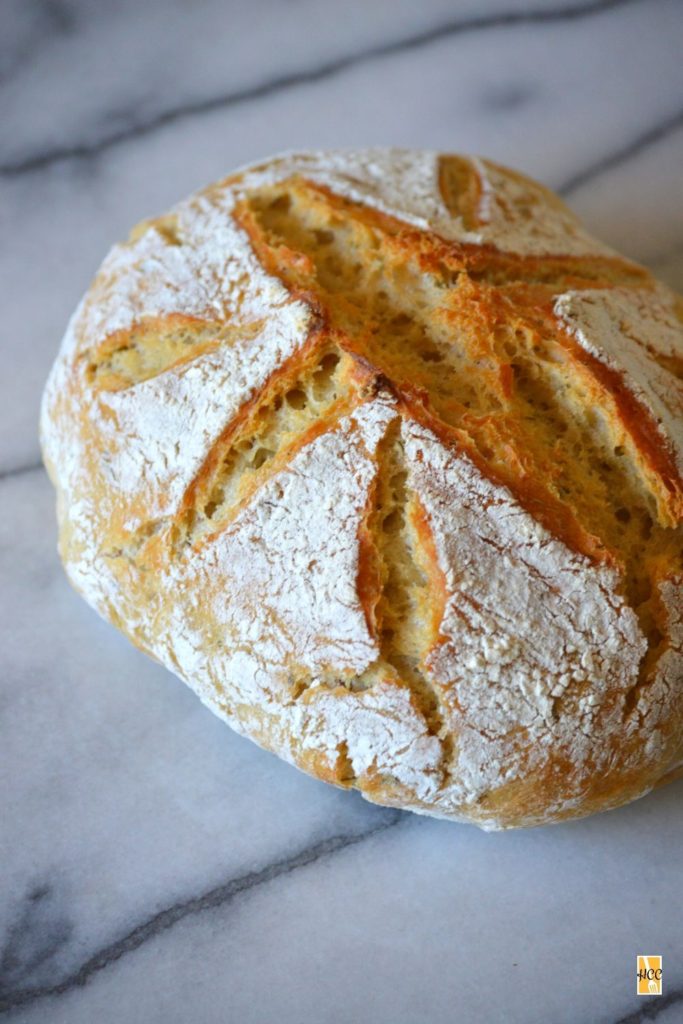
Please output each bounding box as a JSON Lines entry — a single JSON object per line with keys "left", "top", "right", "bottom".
{"left": 41, "top": 150, "right": 683, "bottom": 828}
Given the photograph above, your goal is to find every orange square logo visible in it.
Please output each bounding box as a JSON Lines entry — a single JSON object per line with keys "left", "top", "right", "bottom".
{"left": 637, "top": 956, "right": 662, "bottom": 995}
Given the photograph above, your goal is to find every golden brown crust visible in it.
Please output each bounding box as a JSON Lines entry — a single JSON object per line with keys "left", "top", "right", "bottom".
{"left": 41, "top": 150, "right": 683, "bottom": 829}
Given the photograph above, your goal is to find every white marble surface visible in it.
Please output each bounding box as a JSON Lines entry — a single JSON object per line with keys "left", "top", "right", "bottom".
{"left": 1, "top": 2, "right": 683, "bottom": 1022}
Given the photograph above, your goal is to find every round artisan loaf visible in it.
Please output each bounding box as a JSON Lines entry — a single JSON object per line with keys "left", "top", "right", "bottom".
{"left": 41, "top": 149, "right": 683, "bottom": 829}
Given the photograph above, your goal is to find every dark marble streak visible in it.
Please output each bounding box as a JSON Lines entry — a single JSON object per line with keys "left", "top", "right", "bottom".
{"left": 0, "top": 0, "right": 76, "bottom": 85}
{"left": 0, "top": 810, "right": 404, "bottom": 1017}
{"left": 0, "top": 462, "right": 44, "bottom": 484}
{"left": 0, "top": 884, "right": 74, "bottom": 1004}
{"left": 613, "top": 987, "right": 683, "bottom": 1023}
{"left": 0, "top": 0, "right": 642, "bottom": 178}
{"left": 559, "top": 105, "right": 683, "bottom": 195}
{"left": 479, "top": 81, "right": 538, "bottom": 112}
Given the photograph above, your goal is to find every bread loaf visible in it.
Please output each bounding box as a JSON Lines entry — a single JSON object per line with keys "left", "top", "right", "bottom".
{"left": 41, "top": 150, "right": 683, "bottom": 829}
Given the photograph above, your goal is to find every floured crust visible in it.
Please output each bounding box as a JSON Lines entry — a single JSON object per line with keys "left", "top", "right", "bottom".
{"left": 41, "top": 149, "right": 683, "bottom": 829}
{"left": 554, "top": 288, "right": 683, "bottom": 497}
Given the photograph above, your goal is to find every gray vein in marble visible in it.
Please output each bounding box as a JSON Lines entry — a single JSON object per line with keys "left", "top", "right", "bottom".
{"left": 560, "top": 104, "right": 683, "bottom": 195}
{"left": 0, "top": 811, "right": 404, "bottom": 1017}
{"left": 0, "top": 0, "right": 641, "bottom": 178}
{"left": 0, "top": 0, "right": 76, "bottom": 85}
{"left": 480, "top": 81, "right": 538, "bottom": 111}
{"left": 0, "top": 462, "right": 44, "bottom": 484}
{"left": 613, "top": 988, "right": 683, "bottom": 1023}
{"left": 0, "top": 884, "right": 74, "bottom": 1005}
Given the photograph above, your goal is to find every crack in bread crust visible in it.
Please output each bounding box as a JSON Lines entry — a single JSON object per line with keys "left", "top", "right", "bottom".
{"left": 176, "top": 339, "right": 357, "bottom": 547}
{"left": 84, "top": 316, "right": 265, "bottom": 392}
{"left": 355, "top": 417, "right": 454, "bottom": 788}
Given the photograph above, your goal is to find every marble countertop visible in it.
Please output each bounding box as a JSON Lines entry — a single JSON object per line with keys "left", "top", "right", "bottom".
{"left": 2, "top": 2, "right": 683, "bottom": 1021}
